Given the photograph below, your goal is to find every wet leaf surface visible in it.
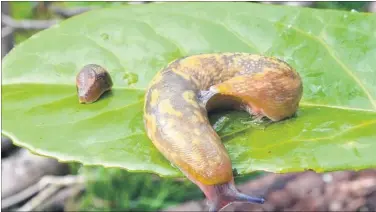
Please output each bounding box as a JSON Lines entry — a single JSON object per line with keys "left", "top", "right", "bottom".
{"left": 2, "top": 3, "right": 376, "bottom": 177}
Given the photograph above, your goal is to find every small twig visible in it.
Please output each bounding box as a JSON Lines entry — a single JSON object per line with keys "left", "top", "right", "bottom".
{"left": 2, "top": 182, "right": 41, "bottom": 209}
{"left": 16, "top": 185, "right": 61, "bottom": 212}
{"left": 16, "top": 175, "right": 85, "bottom": 211}
{"left": 1, "top": 13, "right": 61, "bottom": 30}
{"left": 48, "top": 5, "right": 98, "bottom": 18}
{"left": 38, "top": 175, "right": 85, "bottom": 188}
{"left": 35, "top": 184, "right": 86, "bottom": 211}
{"left": 283, "top": 1, "right": 314, "bottom": 7}
{"left": 127, "top": 1, "right": 149, "bottom": 4}
{"left": 1, "top": 26, "right": 13, "bottom": 38}
{"left": 2, "top": 175, "right": 85, "bottom": 210}
{"left": 31, "top": 2, "right": 53, "bottom": 16}
{"left": 369, "top": 2, "right": 376, "bottom": 12}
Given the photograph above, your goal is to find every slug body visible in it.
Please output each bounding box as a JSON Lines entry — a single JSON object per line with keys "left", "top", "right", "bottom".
{"left": 144, "top": 53, "right": 303, "bottom": 211}
{"left": 76, "top": 64, "right": 113, "bottom": 104}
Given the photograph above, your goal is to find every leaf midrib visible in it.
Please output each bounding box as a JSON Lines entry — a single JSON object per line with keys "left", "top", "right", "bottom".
{"left": 3, "top": 82, "right": 376, "bottom": 113}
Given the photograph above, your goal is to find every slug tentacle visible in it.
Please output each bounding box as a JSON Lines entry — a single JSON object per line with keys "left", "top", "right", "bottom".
{"left": 198, "top": 89, "right": 219, "bottom": 107}
{"left": 144, "top": 52, "right": 303, "bottom": 211}
{"left": 200, "top": 181, "right": 265, "bottom": 212}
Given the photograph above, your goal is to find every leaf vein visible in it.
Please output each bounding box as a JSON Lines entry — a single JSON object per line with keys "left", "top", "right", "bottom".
{"left": 167, "top": 12, "right": 259, "bottom": 53}
{"left": 260, "top": 120, "right": 376, "bottom": 150}
{"left": 303, "top": 120, "right": 376, "bottom": 142}
{"left": 80, "top": 35, "right": 125, "bottom": 72}
{"left": 34, "top": 99, "right": 144, "bottom": 127}
{"left": 82, "top": 132, "right": 146, "bottom": 146}
{"left": 275, "top": 22, "right": 376, "bottom": 109}
{"left": 132, "top": 19, "right": 188, "bottom": 56}
{"left": 300, "top": 102, "right": 376, "bottom": 112}
{"left": 218, "top": 23, "right": 260, "bottom": 53}
{"left": 25, "top": 94, "right": 77, "bottom": 112}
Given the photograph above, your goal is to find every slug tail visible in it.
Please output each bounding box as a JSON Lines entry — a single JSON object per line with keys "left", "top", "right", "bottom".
{"left": 197, "top": 181, "right": 265, "bottom": 212}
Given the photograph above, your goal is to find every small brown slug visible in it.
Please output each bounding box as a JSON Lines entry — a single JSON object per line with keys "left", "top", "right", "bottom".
{"left": 76, "top": 64, "right": 113, "bottom": 104}
{"left": 143, "top": 53, "right": 303, "bottom": 212}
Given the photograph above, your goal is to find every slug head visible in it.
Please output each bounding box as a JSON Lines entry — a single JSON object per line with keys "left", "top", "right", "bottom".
{"left": 250, "top": 68, "right": 303, "bottom": 121}
{"left": 76, "top": 64, "right": 113, "bottom": 104}
{"left": 212, "top": 67, "right": 303, "bottom": 121}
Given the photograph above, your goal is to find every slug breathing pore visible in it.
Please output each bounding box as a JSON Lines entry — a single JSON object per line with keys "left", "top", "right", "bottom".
{"left": 143, "top": 53, "right": 303, "bottom": 211}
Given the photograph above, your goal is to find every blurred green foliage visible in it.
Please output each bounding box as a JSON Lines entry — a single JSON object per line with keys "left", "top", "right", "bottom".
{"left": 315, "top": 1, "right": 368, "bottom": 12}
{"left": 58, "top": 1, "right": 128, "bottom": 7}
{"left": 9, "top": 1, "right": 129, "bottom": 44}
{"left": 75, "top": 166, "right": 202, "bottom": 211}
{"left": 9, "top": 1, "right": 371, "bottom": 45}
{"left": 6, "top": 1, "right": 371, "bottom": 211}
{"left": 69, "top": 163, "right": 263, "bottom": 211}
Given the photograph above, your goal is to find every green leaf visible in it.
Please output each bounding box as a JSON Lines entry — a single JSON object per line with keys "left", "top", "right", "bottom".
{"left": 2, "top": 3, "right": 376, "bottom": 177}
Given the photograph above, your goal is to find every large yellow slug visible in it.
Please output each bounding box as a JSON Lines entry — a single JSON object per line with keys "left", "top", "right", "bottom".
{"left": 76, "top": 53, "right": 303, "bottom": 211}
{"left": 143, "top": 53, "right": 303, "bottom": 211}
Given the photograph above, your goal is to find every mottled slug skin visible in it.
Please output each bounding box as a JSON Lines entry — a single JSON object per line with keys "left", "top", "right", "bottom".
{"left": 144, "top": 53, "right": 303, "bottom": 211}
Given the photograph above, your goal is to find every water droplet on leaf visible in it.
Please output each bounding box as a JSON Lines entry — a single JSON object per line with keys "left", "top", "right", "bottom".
{"left": 101, "top": 33, "right": 109, "bottom": 40}
{"left": 212, "top": 116, "right": 230, "bottom": 131}
{"left": 123, "top": 72, "right": 139, "bottom": 85}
